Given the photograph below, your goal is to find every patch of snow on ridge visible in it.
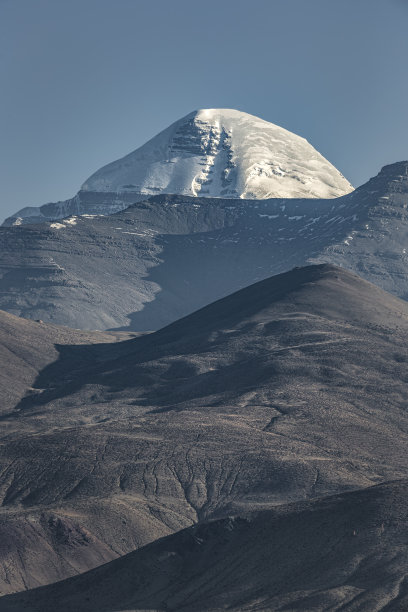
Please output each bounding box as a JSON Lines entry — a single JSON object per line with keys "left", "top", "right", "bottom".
{"left": 49, "top": 216, "right": 78, "bottom": 229}
{"left": 64, "top": 216, "right": 78, "bottom": 225}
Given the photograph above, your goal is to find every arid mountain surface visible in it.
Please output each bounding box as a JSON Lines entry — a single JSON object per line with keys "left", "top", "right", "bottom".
{"left": 0, "top": 264, "right": 408, "bottom": 604}
{"left": 3, "top": 480, "right": 408, "bottom": 611}
{"left": 0, "top": 310, "right": 137, "bottom": 415}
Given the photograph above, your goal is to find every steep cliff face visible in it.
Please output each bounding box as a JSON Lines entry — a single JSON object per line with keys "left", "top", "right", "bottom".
{"left": 3, "top": 109, "right": 353, "bottom": 226}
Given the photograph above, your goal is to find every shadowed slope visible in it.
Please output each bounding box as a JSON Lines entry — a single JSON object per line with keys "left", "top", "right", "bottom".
{"left": 2, "top": 480, "right": 408, "bottom": 611}
{"left": 0, "top": 310, "right": 136, "bottom": 416}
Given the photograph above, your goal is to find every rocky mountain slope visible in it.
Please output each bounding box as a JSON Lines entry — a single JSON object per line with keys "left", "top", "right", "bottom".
{"left": 0, "top": 162, "right": 406, "bottom": 331}
{"left": 0, "top": 310, "right": 136, "bottom": 415}
{"left": 1, "top": 265, "right": 408, "bottom": 596}
{"left": 2, "top": 109, "right": 353, "bottom": 226}
{"left": 3, "top": 480, "right": 408, "bottom": 611}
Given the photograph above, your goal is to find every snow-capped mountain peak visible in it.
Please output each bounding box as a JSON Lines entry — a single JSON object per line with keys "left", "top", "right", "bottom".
{"left": 82, "top": 108, "right": 353, "bottom": 200}
{"left": 3, "top": 109, "right": 353, "bottom": 226}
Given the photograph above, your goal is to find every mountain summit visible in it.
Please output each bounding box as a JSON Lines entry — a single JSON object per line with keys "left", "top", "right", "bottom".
{"left": 4, "top": 109, "right": 353, "bottom": 226}
{"left": 82, "top": 108, "right": 353, "bottom": 200}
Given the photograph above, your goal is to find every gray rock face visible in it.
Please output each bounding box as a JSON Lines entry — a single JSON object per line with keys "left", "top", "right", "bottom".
{"left": 1, "top": 265, "right": 408, "bottom": 597}
{"left": 310, "top": 161, "right": 408, "bottom": 298}
{"left": 0, "top": 162, "right": 407, "bottom": 331}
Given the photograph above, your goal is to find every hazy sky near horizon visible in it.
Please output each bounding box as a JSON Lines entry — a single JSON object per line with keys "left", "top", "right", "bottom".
{"left": 1, "top": 0, "right": 407, "bottom": 221}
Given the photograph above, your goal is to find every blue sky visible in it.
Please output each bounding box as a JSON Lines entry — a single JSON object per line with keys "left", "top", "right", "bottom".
{"left": 1, "top": 0, "right": 407, "bottom": 221}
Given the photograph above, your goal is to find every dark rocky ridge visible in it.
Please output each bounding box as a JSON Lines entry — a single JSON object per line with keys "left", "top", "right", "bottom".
{"left": 3, "top": 480, "right": 408, "bottom": 611}
{"left": 1, "top": 265, "right": 408, "bottom": 595}
{"left": 0, "top": 162, "right": 407, "bottom": 331}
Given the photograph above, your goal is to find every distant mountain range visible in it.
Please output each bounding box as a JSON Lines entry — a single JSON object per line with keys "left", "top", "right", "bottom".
{"left": 2, "top": 109, "right": 353, "bottom": 226}
{"left": 0, "top": 160, "right": 406, "bottom": 330}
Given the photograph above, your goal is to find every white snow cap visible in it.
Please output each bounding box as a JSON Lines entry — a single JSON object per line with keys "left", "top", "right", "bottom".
{"left": 82, "top": 109, "right": 353, "bottom": 199}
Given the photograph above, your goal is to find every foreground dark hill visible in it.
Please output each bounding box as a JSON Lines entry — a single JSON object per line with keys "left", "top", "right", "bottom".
{"left": 3, "top": 480, "right": 408, "bottom": 612}
{"left": 1, "top": 265, "right": 408, "bottom": 594}
{"left": 0, "top": 162, "right": 407, "bottom": 331}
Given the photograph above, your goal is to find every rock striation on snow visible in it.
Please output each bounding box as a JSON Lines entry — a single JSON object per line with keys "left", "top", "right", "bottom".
{"left": 3, "top": 109, "right": 353, "bottom": 226}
